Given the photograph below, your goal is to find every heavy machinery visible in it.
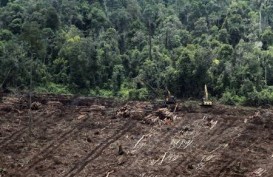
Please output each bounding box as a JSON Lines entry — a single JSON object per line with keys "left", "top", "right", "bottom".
{"left": 133, "top": 76, "right": 179, "bottom": 112}
{"left": 201, "top": 84, "right": 213, "bottom": 106}
{"left": 135, "top": 78, "right": 176, "bottom": 108}
{"left": 162, "top": 88, "right": 178, "bottom": 112}
{"left": 164, "top": 89, "right": 176, "bottom": 105}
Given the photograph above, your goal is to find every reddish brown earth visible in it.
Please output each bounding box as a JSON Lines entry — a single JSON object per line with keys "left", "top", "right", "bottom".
{"left": 0, "top": 94, "right": 273, "bottom": 177}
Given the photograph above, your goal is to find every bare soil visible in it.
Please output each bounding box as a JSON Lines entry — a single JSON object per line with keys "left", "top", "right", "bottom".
{"left": 0, "top": 94, "right": 273, "bottom": 177}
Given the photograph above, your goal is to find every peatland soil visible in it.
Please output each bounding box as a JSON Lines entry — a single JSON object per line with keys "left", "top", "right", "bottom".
{"left": 0, "top": 94, "right": 273, "bottom": 177}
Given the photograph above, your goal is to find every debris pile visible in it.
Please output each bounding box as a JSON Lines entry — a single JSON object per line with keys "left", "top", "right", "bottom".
{"left": 248, "top": 110, "right": 273, "bottom": 128}
{"left": 47, "top": 101, "right": 63, "bottom": 109}
{"left": 155, "top": 108, "right": 177, "bottom": 120}
{"left": 0, "top": 97, "right": 20, "bottom": 112}
{"left": 31, "top": 102, "right": 42, "bottom": 110}
{"left": 1, "top": 94, "right": 273, "bottom": 177}
{"left": 116, "top": 106, "right": 131, "bottom": 118}
{"left": 0, "top": 104, "right": 13, "bottom": 112}
{"left": 90, "top": 105, "right": 106, "bottom": 112}
{"left": 115, "top": 102, "right": 179, "bottom": 124}
{"left": 79, "top": 105, "right": 106, "bottom": 113}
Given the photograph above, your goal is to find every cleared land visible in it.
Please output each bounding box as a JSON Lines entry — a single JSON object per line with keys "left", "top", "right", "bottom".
{"left": 0, "top": 94, "right": 273, "bottom": 177}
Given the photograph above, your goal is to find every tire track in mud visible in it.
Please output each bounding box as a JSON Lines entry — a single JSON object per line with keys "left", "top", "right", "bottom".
{"left": 2, "top": 98, "right": 272, "bottom": 177}
{"left": 144, "top": 113, "right": 194, "bottom": 148}
{"left": 192, "top": 121, "right": 271, "bottom": 177}
{"left": 265, "top": 159, "right": 273, "bottom": 177}
{"left": 70, "top": 107, "right": 191, "bottom": 176}
{"left": 112, "top": 112, "right": 196, "bottom": 173}
{"left": 78, "top": 111, "right": 193, "bottom": 176}
{"left": 170, "top": 115, "right": 244, "bottom": 176}
{"left": 21, "top": 113, "right": 91, "bottom": 175}
{"left": 0, "top": 110, "right": 71, "bottom": 149}
{"left": 0, "top": 111, "right": 54, "bottom": 148}
{"left": 62, "top": 119, "right": 136, "bottom": 177}
{"left": 123, "top": 113, "right": 236, "bottom": 176}
{"left": 217, "top": 131, "right": 271, "bottom": 177}
{"left": 122, "top": 113, "right": 223, "bottom": 175}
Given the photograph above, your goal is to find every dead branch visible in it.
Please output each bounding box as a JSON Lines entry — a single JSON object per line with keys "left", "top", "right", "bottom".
{"left": 134, "top": 135, "right": 146, "bottom": 148}
{"left": 160, "top": 152, "right": 168, "bottom": 165}
{"left": 106, "top": 170, "right": 114, "bottom": 177}
{"left": 173, "top": 103, "right": 179, "bottom": 113}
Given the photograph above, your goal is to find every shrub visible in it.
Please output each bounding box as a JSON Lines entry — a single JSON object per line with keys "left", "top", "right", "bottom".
{"left": 89, "top": 89, "right": 114, "bottom": 98}
{"left": 128, "top": 88, "right": 149, "bottom": 100}
{"left": 35, "top": 83, "right": 70, "bottom": 94}
{"left": 98, "top": 89, "right": 114, "bottom": 97}
{"left": 220, "top": 91, "right": 245, "bottom": 105}
{"left": 243, "top": 88, "right": 273, "bottom": 106}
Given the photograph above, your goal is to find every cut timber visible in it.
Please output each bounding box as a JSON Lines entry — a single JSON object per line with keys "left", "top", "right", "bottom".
{"left": 106, "top": 170, "right": 114, "bottom": 177}
{"left": 47, "top": 101, "right": 63, "bottom": 107}
{"left": 0, "top": 105, "right": 13, "bottom": 112}
{"left": 130, "top": 110, "right": 146, "bottom": 119}
{"left": 155, "top": 108, "right": 175, "bottom": 120}
{"left": 80, "top": 105, "right": 106, "bottom": 112}
{"left": 31, "top": 102, "right": 42, "bottom": 110}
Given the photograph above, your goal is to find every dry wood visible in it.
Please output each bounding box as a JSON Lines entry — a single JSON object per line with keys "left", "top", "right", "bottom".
{"left": 173, "top": 103, "right": 179, "bottom": 113}
{"left": 106, "top": 170, "right": 114, "bottom": 177}
{"left": 160, "top": 152, "right": 168, "bottom": 165}
{"left": 134, "top": 135, "right": 146, "bottom": 148}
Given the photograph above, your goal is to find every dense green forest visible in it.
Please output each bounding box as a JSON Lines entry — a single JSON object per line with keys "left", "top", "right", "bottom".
{"left": 1, "top": 0, "right": 273, "bottom": 105}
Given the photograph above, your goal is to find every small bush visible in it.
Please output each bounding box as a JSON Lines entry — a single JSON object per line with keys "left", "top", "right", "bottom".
{"left": 128, "top": 88, "right": 149, "bottom": 100}
{"left": 117, "top": 87, "right": 131, "bottom": 100}
{"left": 243, "top": 88, "right": 273, "bottom": 106}
{"left": 220, "top": 91, "right": 245, "bottom": 105}
{"left": 35, "top": 83, "right": 70, "bottom": 94}
{"left": 220, "top": 88, "right": 273, "bottom": 106}
{"left": 98, "top": 89, "right": 114, "bottom": 97}
{"left": 89, "top": 89, "right": 114, "bottom": 98}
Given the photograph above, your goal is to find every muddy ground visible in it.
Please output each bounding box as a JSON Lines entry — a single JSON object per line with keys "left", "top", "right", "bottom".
{"left": 0, "top": 94, "right": 273, "bottom": 177}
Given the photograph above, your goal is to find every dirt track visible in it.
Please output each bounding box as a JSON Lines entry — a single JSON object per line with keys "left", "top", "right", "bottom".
{"left": 0, "top": 94, "right": 273, "bottom": 177}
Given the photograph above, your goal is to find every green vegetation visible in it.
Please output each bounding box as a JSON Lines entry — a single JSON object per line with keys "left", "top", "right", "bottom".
{"left": 1, "top": 0, "right": 273, "bottom": 105}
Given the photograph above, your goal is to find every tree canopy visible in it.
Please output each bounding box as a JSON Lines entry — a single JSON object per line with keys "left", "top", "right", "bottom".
{"left": 1, "top": 0, "right": 273, "bottom": 105}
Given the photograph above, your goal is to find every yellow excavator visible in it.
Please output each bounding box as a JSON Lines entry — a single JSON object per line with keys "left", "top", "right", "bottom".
{"left": 201, "top": 84, "right": 212, "bottom": 106}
